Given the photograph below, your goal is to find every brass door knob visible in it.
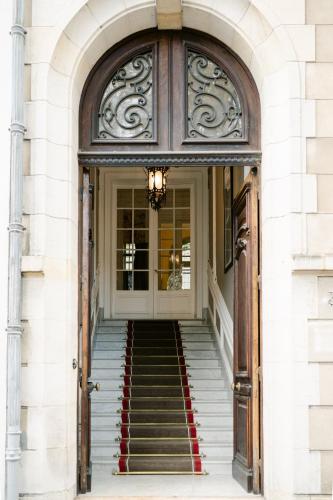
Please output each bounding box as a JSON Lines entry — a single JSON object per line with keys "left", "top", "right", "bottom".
{"left": 231, "top": 382, "right": 241, "bottom": 392}
{"left": 87, "top": 380, "right": 100, "bottom": 393}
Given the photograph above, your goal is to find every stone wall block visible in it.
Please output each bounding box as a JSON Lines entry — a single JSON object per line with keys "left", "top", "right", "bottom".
{"left": 317, "top": 175, "right": 333, "bottom": 212}
{"left": 309, "top": 320, "right": 333, "bottom": 362}
{"left": 307, "top": 138, "right": 333, "bottom": 174}
{"left": 310, "top": 407, "right": 333, "bottom": 450}
{"left": 306, "top": 0, "right": 333, "bottom": 24}
{"left": 316, "top": 25, "right": 333, "bottom": 62}
{"left": 307, "top": 63, "right": 333, "bottom": 99}
{"left": 316, "top": 100, "right": 333, "bottom": 137}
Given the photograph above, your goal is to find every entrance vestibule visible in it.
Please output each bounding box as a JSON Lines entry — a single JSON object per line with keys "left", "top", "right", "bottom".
{"left": 78, "top": 28, "right": 261, "bottom": 497}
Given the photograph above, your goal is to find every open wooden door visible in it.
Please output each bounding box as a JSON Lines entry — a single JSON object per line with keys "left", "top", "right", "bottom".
{"left": 79, "top": 168, "right": 98, "bottom": 493}
{"left": 232, "top": 168, "right": 261, "bottom": 493}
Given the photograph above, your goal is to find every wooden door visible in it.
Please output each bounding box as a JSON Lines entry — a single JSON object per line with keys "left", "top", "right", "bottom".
{"left": 79, "top": 168, "right": 94, "bottom": 493}
{"left": 232, "top": 168, "right": 261, "bottom": 493}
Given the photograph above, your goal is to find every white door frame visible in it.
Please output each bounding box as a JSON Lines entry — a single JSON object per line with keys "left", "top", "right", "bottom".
{"left": 101, "top": 167, "right": 207, "bottom": 319}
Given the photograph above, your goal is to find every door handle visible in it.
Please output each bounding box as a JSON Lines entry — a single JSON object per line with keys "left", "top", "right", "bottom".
{"left": 87, "top": 380, "right": 100, "bottom": 393}
{"left": 154, "top": 269, "right": 158, "bottom": 273}
{"left": 231, "top": 381, "right": 252, "bottom": 393}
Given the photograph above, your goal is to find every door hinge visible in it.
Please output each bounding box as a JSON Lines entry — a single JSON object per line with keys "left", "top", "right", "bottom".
{"left": 89, "top": 183, "right": 94, "bottom": 195}
{"left": 257, "top": 366, "right": 262, "bottom": 382}
{"left": 257, "top": 274, "right": 261, "bottom": 290}
{"left": 79, "top": 186, "right": 83, "bottom": 202}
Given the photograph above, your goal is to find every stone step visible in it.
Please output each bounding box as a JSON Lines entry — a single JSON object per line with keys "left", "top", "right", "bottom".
{"left": 91, "top": 457, "right": 233, "bottom": 475}
{"left": 99, "top": 320, "right": 127, "bottom": 327}
{"left": 91, "top": 388, "right": 230, "bottom": 401}
{"left": 91, "top": 378, "right": 228, "bottom": 390}
{"left": 92, "top": 349, "right": 220, "bottom": 360}
{"left": 91, "top": 413, "right": 233, "bottom": 427}
{"left": 91, "top": 441, "right": 232, "bottom": 460}
{"left": 91, "top": 427, "right": 233, "bottom": 442}
{"left": 91, "top": 359, "right": 221, "bottom": 369}
{"left": 91, "top": 400, "right": 231, "bottom": 413}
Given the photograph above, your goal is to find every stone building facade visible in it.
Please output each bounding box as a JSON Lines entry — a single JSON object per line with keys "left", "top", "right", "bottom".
{"left": 1, "top": 1, "right": 333, "bottom": 499}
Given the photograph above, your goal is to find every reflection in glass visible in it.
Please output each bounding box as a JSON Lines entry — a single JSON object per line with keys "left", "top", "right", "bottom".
{"left": 159, "top": 229, "right": 173, "bottom": 250}
{"left": 134, "top": 189, "right": 148, "bottom": 208}
{"left": 158, "top": 251, "right": 171, "bottom": 270}
{"left": 117, "top": 271, "right": 133, "bottom": 291}
{"left": 134, "top": 230, "right": 149, "bottom": 247}
{"left": 175, "top": 228, "right": 190, "bottom": 249}
{"left": 117, "top": 189, "right": 132, "bottom": 208}
{"left": 158, "top": 209, "right": 173, "bottom": 227}
{"left": 134, "top": 210, "right": 149, "bottom": 228}
{"left": 175, "top": 209, "right": 190, "bottom": 228}
{"left": 164, "top": 190, "right": 174, "bottom": 208}
{"left": 175, "top": 189, "right": 190, "bottom": 208}
{"left": 133, "top": 251, "right": 149, "bottom": 270}
{"left": 134, "top": 271, "right": 149, "bottom": 290}
{"left": 117, "top": 230, "right": 132, "bottom": 248}
{"left": 117, "top": 209, "right": 132, "bottom": 228}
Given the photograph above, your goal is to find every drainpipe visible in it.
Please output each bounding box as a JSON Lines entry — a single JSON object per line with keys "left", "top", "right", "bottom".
{"left": 6, "top": 1, "right": 25, "bottom": 500}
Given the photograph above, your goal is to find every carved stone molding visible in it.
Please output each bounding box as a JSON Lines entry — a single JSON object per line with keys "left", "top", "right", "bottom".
{"left": 78, "top": 151, "right": 261, "bottom": 168}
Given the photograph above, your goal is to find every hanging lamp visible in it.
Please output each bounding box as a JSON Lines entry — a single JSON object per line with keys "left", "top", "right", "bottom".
{"left": 144, "top": 166, "right": 169, "bottom": 210}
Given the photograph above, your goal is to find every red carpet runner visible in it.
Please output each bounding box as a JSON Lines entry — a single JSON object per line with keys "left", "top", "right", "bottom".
{"left": 116, "top": 320, "right": 203, "bottom": 474}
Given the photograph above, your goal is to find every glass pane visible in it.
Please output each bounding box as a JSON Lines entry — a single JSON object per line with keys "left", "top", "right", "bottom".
{"left": 158, "top": 271, "right": 172, "bottom": 291}
{"left": 175, "top": 189, "right": 190, "bottom": 208}
{"left": 117, "top": 189, "right": 132, "bottom": 208}
{"left": 134, "top": 271, "right": 149, "bottom": 290}
{"left": 181, "top": 269, "right": 191, "bottom": 290}
{"left": 158, "top": 209, "right": 173, "bottom": 227}
{"left": 175, "top": 209, "right": 190, "bottom": 228}
{"left": 117, "top": 271, "right": 133, "bottom": 291}
{"left": 159, "top": 229, "right": 173, "bottom": 250}
{"left": 134, "top": 190, "right": 148, "bottom": 208}
{"left": 117, "top": 249, "right": 136, "bottom": 270}
{"left": 175, "top": 249, "right": 191, "bottom": 269}
{"left": 159, "top": 251, "right": 172, "bottom": 270}
{"left": 175, "top": 229, "right": 190, "bottom": 248}
{"left": 117, "top": 230, "right": 132, "bottom": 248}
{"left": 117, "top": 209, "right": 132, "bottom": 228}
{"left": 134, "top": 230, "right": 149, "bottom": 248}
{"left": 164, "top": 190, "right": 174, "bottom": 208}
{"left": 134, "top": 209, "right": 149, "bottom": 228}
{"left": 133, "top": 251, "right": 149, "bottom": 270}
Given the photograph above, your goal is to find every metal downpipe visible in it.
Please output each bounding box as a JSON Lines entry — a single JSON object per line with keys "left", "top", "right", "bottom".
{"left": 6, "top": 1, "right": 25, "bottom": 500}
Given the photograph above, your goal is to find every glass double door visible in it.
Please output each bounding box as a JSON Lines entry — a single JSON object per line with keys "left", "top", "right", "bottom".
{"left": 112, "top": 185, "right": 195, "bottom": 318}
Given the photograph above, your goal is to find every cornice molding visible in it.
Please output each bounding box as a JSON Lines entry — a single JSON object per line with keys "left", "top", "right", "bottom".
{"left": 78, "top": 151, "right": 262, "bottom": 167}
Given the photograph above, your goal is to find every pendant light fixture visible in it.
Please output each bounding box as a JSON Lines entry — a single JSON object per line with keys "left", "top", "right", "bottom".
{"left": 145, "top": 166, "right": 169, "bottom": 210}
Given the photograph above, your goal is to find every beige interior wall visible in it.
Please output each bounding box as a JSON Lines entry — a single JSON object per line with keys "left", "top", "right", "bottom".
{"left": 215, "top": 167, "right": 244, "bottom": 319}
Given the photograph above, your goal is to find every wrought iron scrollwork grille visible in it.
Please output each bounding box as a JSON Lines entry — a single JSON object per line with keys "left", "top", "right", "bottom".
{"left": 187, "top": 49, "right": 244, "bottom": 140}
{"left": 97, "top": 50, "right": 153, "bottom": 141}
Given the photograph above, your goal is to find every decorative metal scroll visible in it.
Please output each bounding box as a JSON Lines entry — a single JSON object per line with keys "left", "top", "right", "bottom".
{"left": 187, "top": 49, "right": 244, "bottom": 140}
{"left": 97, "top": 51, "right": 153, "bottom": 141}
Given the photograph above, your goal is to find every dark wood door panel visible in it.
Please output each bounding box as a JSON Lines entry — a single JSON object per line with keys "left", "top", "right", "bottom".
{"left": 232, "top": 169, "right": 260, "bottom": 493}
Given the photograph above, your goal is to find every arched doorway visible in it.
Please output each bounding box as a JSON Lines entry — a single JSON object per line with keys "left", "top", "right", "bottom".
{"left": 78, "top": 29, "right": 261, "bottom": 496}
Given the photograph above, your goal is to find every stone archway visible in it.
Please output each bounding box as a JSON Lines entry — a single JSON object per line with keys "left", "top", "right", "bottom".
{"left": 25, "top": 1, "right": 304, "bottom": 498}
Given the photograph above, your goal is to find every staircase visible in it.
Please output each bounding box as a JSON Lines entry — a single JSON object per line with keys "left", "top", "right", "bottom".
{"left": 91, "top": 319, "right": 233, "bottom": 475}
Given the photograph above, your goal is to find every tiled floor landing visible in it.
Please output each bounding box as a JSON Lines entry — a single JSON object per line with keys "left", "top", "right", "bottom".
{"left": 78, "top": 471, "right": 256, "bottom": 499}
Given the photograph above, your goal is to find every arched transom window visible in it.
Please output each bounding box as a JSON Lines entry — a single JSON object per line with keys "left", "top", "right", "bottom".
{"left": 80, "top": 30, "right": 260, "bottom": 156}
